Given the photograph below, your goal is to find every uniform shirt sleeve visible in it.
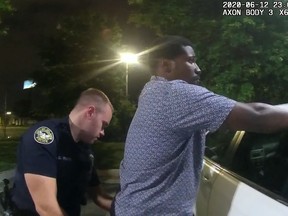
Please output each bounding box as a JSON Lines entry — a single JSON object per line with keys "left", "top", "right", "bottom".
{"left": 168, "top": 82, "right": 236, "bottom": 134}
{"left": 20, "top": 125, "right": 58, "bottom": 177}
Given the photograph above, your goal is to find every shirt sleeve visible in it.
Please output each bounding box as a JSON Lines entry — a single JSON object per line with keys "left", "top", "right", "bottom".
{"left": 168, "top": 82, "right": 236, "bottom": 134}
{"left": 20, "top": 124, "right": 58, "bottom": 178}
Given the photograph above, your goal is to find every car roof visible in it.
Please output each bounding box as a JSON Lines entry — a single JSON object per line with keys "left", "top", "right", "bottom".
{"left": 275, "top": 103, "right": 288, "bottom": 111}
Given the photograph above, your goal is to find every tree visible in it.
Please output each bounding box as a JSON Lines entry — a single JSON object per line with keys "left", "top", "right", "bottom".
{"left": 30, "top": 10, "right": 136, "bottom": 141}
{"left": 13, "top": 98, "right": 31, "bottom": 118}
{"left": 31, "top": 11, "right": 123, "bottom": 115}
{"left": 104, "top": 98, "right": 136, "bottom": 141}
{"left": 203, "top": 15, "right": 288, "bottom": 103}
{"left": 127, "top": 0, "right": 288, "bottom": 104}
{"left": 0, "top": 0, "right": 14, "bottom": 36}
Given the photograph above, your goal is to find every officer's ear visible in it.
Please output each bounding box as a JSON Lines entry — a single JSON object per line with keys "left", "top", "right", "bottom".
{"left": 87, "top": 105, "right": 96, "bottom": 118}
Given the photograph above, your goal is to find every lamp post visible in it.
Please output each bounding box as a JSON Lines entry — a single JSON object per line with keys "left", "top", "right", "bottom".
{"left": 2, "top": 91, "right": 8, "bottom": 139}
{"left": 3, "top": 109, "right": 11, "bottom": 139}
{"left": 120, "top": 52, "right": 138, "bottom": 97}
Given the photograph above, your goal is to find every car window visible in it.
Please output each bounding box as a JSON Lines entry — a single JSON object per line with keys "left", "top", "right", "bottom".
{"left": 230, "top": 131, "right": 288, "bottom": 201}
{"left": 205, "top": 130, "right": 235, "bottom": 166}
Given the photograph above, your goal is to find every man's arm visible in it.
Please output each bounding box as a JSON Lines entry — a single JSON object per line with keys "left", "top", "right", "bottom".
{"left": 222, "top": 102, "right": 288, "bottom": 133}
{"left": 24, "top": 174, "right": 67, "bottom": 216}
{"left": 87, "top": 185, "right": 113, "bottom": 211}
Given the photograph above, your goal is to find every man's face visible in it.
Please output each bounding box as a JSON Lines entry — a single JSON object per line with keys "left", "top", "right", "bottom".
{"left": 83, "top": 103, "right": 112, "bottom": 144}
{"left": 170, "top": 46, "right": 201, "bottom": 85}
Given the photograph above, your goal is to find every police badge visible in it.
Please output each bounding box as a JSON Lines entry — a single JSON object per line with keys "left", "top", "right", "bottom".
{"left": 34, "top": 126, "right": 54, "bottom": 144}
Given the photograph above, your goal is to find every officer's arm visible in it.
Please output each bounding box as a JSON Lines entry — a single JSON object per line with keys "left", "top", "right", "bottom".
{"left": 87, "top": 185, "right": 113, "bottom": 211}
{"left": 24, "top": 173, "right": 67, "bottom": 216}
{"left": 222, "top": 102, "right": 288, "bottom": 133}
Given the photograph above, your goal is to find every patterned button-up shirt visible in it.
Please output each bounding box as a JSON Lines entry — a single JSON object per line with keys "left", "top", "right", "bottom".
{"left": 114, "top": 76, "right": 236, "bottom": 215}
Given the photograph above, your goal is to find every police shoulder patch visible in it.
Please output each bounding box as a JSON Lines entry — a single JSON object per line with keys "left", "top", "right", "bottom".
{"left": 34, "top": 126, "right": 54, "bottom": 145}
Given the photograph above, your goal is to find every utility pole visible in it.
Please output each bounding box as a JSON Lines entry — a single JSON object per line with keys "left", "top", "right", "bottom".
{"left": 125, "top": 63, "right": 129, "bottom": 97}
{"left": 120, "top": 52, "right": 138, "bottom": 98}
{"left": 3, "top": 91, "right": 7, "bottom": 138}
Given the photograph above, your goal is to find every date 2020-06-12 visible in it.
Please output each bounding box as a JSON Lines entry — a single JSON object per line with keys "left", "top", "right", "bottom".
{"left": 223, "top": 1, "right": 288, "bottom": 16}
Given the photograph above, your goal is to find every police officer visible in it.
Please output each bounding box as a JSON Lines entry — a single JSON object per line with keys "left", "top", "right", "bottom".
{"left": 11, "top": 88, "right": 114, "bottom": 216}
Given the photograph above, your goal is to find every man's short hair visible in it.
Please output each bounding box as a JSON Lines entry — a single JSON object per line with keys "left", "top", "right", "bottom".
{"left": 76, "top": 88, "right": 114, "bottom": 112}
{"left": 148, "top": 35, "right": 194, "bottom": 73}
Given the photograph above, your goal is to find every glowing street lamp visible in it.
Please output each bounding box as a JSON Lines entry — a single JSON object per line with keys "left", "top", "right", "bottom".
{"left": 120, "top": 52, "right": 138, "bottom": 97}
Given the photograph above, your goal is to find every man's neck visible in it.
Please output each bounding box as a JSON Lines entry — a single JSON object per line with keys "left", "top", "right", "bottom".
{"left": 68, "top": 116, "right": 80, "bottom": 143}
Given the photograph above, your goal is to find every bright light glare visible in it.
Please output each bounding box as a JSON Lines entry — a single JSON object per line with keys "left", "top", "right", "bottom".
{"left": 6, "top": 111, "right": 12, "bottom": 115}
{"left": 23, "top": 80, "right": 37, "bottom": 89}
{"left": 120, "top": 53, "right": 138, "bottom": 64}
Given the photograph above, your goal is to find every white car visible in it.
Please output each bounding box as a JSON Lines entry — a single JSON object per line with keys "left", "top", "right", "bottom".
{"left": 195, "top": 105, "right": 288, "bottom": 216}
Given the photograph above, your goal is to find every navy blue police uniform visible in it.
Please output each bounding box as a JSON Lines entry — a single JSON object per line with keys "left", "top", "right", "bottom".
{"left": 11, "top": 117, "right": 100, "bottom": 216}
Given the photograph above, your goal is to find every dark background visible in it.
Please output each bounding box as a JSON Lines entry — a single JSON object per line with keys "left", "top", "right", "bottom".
{"left": 0, "top": 0, "right": 151, "bottom": 111}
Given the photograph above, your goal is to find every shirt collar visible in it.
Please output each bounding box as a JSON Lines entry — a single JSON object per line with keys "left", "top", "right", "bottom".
{"left": 150, "top": 76, "right": 188, "bottom": 84}
{"left": 150, "top": 76, "right": 168, "bottom": 81}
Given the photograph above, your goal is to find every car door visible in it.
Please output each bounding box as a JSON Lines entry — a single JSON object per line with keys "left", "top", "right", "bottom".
{"left": 207, "top": 168, "right": 288, "bottom": 216}
{"left": 195, "top": 158, "right": 221, "bottom": 216}
{"left": 197, "top": 130, "right": 288, "bottom": 216}
{"left": 195, "top": 131, "right": 234, "bottom": 216}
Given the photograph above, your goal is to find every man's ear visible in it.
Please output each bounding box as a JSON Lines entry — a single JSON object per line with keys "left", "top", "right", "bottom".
{"left": 87, "top": 106, "right": 96, "bottom": 118}
{"left": 161, "top": 59, "right": 174, "bottom": 74}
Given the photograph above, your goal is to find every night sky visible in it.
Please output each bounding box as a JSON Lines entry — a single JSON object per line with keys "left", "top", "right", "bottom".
{"left": 0, "top": 0, "right": 150, "bottom": 110}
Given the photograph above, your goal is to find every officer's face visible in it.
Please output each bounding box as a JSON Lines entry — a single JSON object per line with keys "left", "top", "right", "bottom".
{"left": 84, "top": 103, "right": 112, "bottom": 144}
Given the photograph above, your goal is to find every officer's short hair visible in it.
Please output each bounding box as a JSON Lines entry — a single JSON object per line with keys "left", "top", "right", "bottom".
{"left": 76, "top": 88, "right": 114, "bottom": 112}
{"left": 148, "top": 35, "right": 194, "bottom": 74}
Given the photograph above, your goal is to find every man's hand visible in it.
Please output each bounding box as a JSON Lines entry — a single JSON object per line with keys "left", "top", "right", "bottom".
{"left": 87, "top": 185, "right": 113, "bottom": 211}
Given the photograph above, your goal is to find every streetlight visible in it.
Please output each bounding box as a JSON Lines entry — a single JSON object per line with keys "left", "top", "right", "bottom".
{"left": 120, "top": 52, "right": 138, "bottom": 97}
